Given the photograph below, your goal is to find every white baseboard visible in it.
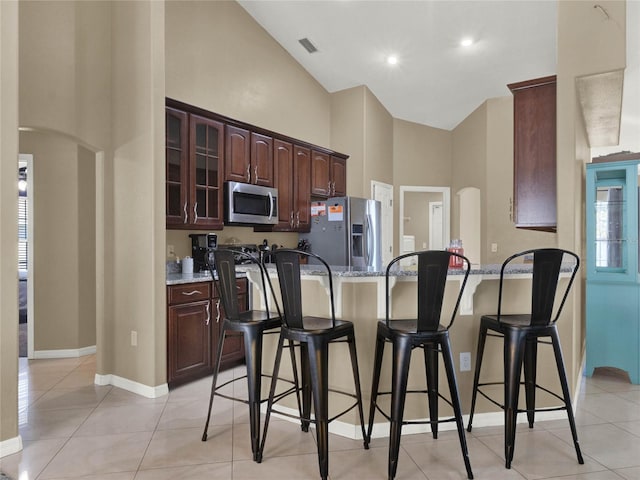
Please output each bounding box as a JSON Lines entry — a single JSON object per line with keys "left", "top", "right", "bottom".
{"left": 264, "top": 404, "right": 570, "bottom": 440}
{"left": 94, "top": 373, "right": 168, "bottom": 399}
{"left": 0, "top": 435, "right": 22, "bottom": 458}
{"left": 33, "top": 345, "right": 96, "bottom": 359}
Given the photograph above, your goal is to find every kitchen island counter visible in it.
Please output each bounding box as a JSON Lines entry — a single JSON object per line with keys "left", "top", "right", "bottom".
{"left": 236, "top": 261, "right": 578, "bottom": 439}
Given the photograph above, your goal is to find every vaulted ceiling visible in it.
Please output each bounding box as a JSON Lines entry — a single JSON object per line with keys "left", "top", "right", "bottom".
{"left": 239, "top": 1, "right": 558, "bottom": 131}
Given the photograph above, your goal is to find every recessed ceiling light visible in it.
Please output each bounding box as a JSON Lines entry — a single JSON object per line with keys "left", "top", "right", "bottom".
{"left": 460, "top": 37, "right": 474, "bottom": 47}
{"left": 386, "top": 55, "right": 398, "bottom": 65}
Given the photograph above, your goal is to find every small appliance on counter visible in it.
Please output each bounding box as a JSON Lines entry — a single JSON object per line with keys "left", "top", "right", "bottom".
{"left": 189, "top": 233, "right": 218, "bottom": 272}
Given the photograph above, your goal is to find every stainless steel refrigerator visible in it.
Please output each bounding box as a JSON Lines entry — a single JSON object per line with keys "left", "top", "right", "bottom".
{"left": 300, "top": 196, "right": 382, "bottom": 270}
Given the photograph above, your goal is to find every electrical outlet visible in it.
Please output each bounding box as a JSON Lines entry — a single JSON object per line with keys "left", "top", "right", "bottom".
{"left": 167, "top": 244, "right": 175, "bottom": 257}
{"left": 131, "top": 330, "right": 138, "bottom": 347}
{"left": 491, "top": 243, "right": 498, "bottom": 253}
{"left": 460, "top": 352, "right": 471, "bottom": 372}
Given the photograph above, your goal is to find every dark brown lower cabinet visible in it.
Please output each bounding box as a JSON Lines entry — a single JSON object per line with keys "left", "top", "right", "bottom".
{"left": 167, "top": 278, "right": 247, "bottom": 388}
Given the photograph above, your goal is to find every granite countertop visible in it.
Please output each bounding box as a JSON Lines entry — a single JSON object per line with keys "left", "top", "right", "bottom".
{"left": 166, "top": 271, "right": 247, "bottom": 286}
{"left": 167, "top": 263, "right": 574, "bottom": 285}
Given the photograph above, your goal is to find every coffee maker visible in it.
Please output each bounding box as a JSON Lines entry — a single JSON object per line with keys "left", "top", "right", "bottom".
{"left": 189, "top": 233, "right": 218, "bottom": 272}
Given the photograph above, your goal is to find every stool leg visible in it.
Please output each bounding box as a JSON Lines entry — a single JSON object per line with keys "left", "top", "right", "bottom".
{"left": 504, "top": 329, "right": 527, "bottom": 469}
{"left": 367, "top": 328, "right": 386, "bottom": 443}
{"left": 524, "top": 337, "right": 538, "bottom": 428}
{"left": 346, "top": 330, "right": 369, "bottom": 449}
{"left": 467, "top": 324, "right": 488, "bottom": 432}
{"left": 307, "top": 337, "right": 330, "bottom": 480}
{"left": 202, "top": 325, "right": 227, "bottom": 442}
{"left": 389, "top": 336, "right": 412, "bottom": 480}
{"left": 287, "top": 339, "right": 304, "bottom": 427}
{"left": 243, "top": 326, "right": 263, "bottom": 462}
{"left": 258, "top": 332, "right": 286, "bottom": 462}
{"left": 300, "top": 343, "right": 312, "bottom": 433}
{"left": 424, "top": 343, "right": 439, "bottom": 439}
{"left": 550, "top": 328, "right": 584, "bottom": 464}
{"left": 441, "top": 336, "right": 474, "bottom": 480}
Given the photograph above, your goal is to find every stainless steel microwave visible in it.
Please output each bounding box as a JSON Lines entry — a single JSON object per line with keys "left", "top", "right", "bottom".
{"left": 224, "top": 181, "right": 278, "bottom": 226}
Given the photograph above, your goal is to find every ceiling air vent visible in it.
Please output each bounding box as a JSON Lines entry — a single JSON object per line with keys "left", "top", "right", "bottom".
{"left": 298, "top": 37, "right": 318, "bottom": 54}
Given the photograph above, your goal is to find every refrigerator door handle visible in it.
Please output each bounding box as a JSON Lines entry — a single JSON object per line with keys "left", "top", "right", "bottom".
{"left": 364, "top": 215, "right": 371, "bottom": 266}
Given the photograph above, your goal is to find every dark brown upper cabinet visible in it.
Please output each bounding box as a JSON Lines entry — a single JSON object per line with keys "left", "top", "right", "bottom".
{"left": 508, "top": 75, "right": 557, "bottom": 232}
{"left": 224, "top": 126, "right": 274, "bottom": 187}
{"left": 273, "top": 140, "right": 311, "bottom": 232}
{"left": 165, "top": 105, "right": 224, "bottom": 230}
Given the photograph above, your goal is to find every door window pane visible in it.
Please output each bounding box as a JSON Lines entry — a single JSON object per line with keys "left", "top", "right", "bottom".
{"left": 595, "top": 185, "right": 624, "bottom": 268}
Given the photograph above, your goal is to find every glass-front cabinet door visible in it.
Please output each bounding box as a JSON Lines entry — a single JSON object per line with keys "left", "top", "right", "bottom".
{"left": 585, "top": 159, "right": 640, "bottom": 385}
{"left": 189, "top": 115, "right": 224, "bottom": 229}
{"left": 586, "top": 162, "right": 638, "bottom": 283}
{"left": 166, "top": 108, "right": 189, "bottom": 227}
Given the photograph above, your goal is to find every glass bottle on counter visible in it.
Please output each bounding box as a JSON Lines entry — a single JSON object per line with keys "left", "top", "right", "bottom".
{"left": 447, "top": 239, "right": 464, "bottom": 269}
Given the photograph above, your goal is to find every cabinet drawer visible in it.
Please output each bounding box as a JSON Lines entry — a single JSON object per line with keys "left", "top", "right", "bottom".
{"left": 212, "top": 278, "right": 247, "bottom": 298}
{"left": 168, "top": 282, "right": 211, "bottom": 305}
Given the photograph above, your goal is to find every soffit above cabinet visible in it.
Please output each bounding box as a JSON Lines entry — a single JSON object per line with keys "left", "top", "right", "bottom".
{"left": 576, "top": 69, "right": 624, "bottom": 148}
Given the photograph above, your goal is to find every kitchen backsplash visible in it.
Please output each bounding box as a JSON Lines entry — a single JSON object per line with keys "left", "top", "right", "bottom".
{"left": 166, "top": 226, "right": 298, "bottom": 261}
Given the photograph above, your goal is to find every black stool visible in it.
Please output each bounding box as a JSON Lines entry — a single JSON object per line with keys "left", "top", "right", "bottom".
{"left": 259, "top": 249, "right": 368, "bottom": 480}
{"left": 201, "top": 249, "right": 298, "bottom": 462}
{"left": 367, "top": 250, "right": 473, "bottom": 480}
{"left": 467, "top": 248, "right": 583, "bottom": 469}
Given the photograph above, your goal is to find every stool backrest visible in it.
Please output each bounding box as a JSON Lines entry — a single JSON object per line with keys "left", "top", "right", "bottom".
{"left": 386, "top": 250, "right": 471, "bottom": 331}
{"left": 496, "top": 248, "right": 580, "bottom": 326}
{"left": 209, "top": 249, "right": 276, "bottom": 320}
{"left": 271, "top": 249, "right": 336, "bottom": 329}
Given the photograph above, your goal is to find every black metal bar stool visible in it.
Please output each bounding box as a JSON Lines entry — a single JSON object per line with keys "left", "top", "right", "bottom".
{"left": 467, "top": 248, "right": 583, "bottom": 469}
{"left": 201, "top": 249, "right": 299, "bottom": 463}
{"left": 259, "top": 249, "right": 369, "bottom": 480}
{"left": 366, "top": 250, "right": 473, "bottom": 480}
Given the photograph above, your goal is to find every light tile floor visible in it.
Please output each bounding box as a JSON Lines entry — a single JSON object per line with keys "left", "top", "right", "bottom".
{"left": 1, "top": 355, "right": 639, "bottom": 479}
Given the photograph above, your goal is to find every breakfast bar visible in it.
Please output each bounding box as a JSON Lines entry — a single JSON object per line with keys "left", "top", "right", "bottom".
{"left": 237, "top": 263, "right": 577, "bottom": 439}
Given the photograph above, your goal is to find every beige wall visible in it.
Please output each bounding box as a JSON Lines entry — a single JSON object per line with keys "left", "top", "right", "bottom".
{"left": 331, "top": 87, "right": 366, "bottom": 197}
{"left": 19, "top": 0, "right": 112, "bottom": 150}
{"left": 330, "top": 85, "right": 394, "bottom": 198}
{"left": 363, "top": 88, "right": 394, "bottom": 192}
{"left": 452, "top": 102, "right": 487, "bottom": 244}
{"left": 165, "top": 0, "right": 330, "bottom": 147}
{"left": 0, "top": 0, "right": 20, "bottom": 449}
{"left": 393, "top": 119, "right": 452, "bottom": 256}
{"left": 19, "top": 131, "right": 97, "bottom": 352}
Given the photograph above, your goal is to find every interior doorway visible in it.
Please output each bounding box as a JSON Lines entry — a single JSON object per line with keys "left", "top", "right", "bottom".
{"left": 429, "top": 201, "right": 444, "bottom": 250}
{"left": 371, "top": 180, "right": 394, "bottom": 266}
{"left": 18, "top": 153, "right": 34, "bottom": 358}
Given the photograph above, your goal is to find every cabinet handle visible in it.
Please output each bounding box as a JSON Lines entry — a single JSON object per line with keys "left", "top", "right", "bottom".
{"left": 327, "top": 181, "right": 332, "bottom": 195}
{"left": 247, "top": 165, "right": 251, "bottom": 183}
{"left": 296, "top": 211, "right": 300, "bottom": 228}
{"left": 290, "top": 211, "right": 294, "bottom": 228}
{"left": 193, "top": 202, "right": 198, "bottom": 223}
{"left": 254, "top": 165, "right": 258, "bottom": 183}
{"left": 331, "top": 181, "right": 336, "bottom": 196}
{"left": 215, "top": 299, "right": 221, "bottom": 323}
{"left": 205, "top": 302, "right": 210, "bottom": 326}
{"left": 183, "top": 202, "right": 188, "bottom": 224}
{"left": 181, "top": 290, "right": 202, "bottom": 296}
